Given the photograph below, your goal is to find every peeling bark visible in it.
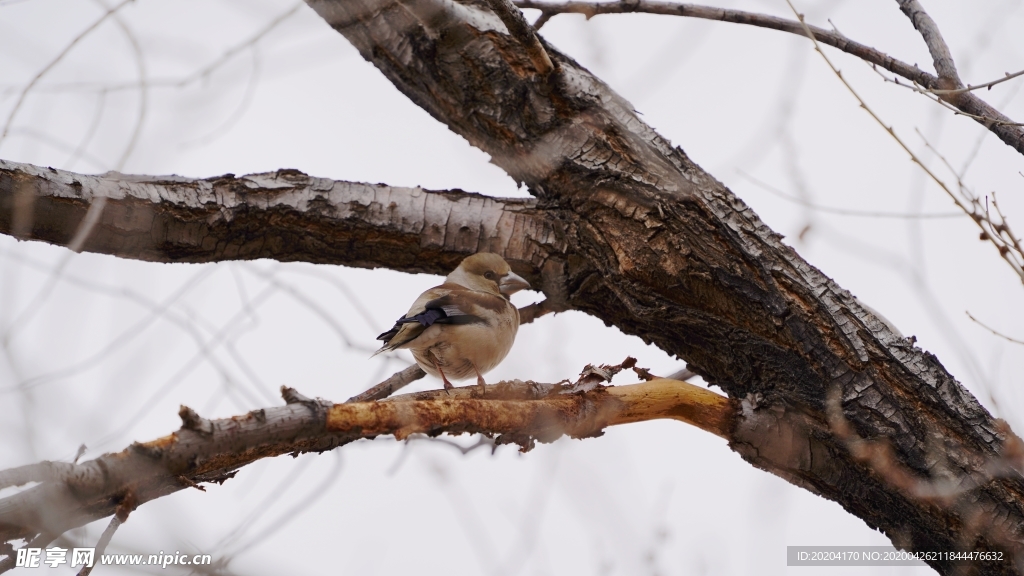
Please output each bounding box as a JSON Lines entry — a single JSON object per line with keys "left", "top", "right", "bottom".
{"left": 0, "top": 0, "right": 1021, "bottom": 572}
{"left": 0, "top": 379, "right": 730, "bottom": 552}
{"left": 298, "top": 0, "right": 1024, "bottom": 572}
{"left": 0, "top": 159, "right": 564, "bottom": 285}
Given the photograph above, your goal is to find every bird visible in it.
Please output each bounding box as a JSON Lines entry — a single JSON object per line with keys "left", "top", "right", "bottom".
{"left": 374, "top": 253, "right": 531, "bottom": 392}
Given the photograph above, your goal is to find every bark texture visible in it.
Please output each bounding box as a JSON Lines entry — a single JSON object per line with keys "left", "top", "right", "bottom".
{"left": 0, "top": 379, "right": 730, "bottom": 554}
{"left": 0, "top": 159, "right": 565, "bottom": 290}
{"left": 299, "top": 0, "right": 1024, "bottom": 573}
{"left": 0, "top": 0, "right": 1021, "bottom": 573}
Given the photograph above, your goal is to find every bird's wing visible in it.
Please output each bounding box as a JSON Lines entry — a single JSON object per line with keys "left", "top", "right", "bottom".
{"left": 373, "top": 285, "right": 497, "bottom": 353}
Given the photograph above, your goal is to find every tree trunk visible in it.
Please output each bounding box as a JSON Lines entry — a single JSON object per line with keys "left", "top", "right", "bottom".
{"left": 1, "top": 0, "right": 1022, "bottom": 572}
{"left": 303, "top": 0, "right": 1024, "bottom": 573}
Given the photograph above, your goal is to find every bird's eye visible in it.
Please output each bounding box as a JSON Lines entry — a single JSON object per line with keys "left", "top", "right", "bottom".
{"left": 484, "top": 271, "right": 496, "bottom": 281}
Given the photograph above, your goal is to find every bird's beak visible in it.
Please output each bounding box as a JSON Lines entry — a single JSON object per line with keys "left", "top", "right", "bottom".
{"left": 499, "top": 272, "right": 531, "bottom": 296}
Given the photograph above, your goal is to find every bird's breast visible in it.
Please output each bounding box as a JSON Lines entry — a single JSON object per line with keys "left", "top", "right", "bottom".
{"left": 410, "top": 307, "right": 518, "bottom": 381}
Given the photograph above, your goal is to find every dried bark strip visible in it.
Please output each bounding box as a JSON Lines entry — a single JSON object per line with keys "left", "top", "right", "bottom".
{"left": 0, "top": 379, "right": 731, "bottom": 551}
{"left": 306, "top": 0, "right": 1024, "bottom": 572}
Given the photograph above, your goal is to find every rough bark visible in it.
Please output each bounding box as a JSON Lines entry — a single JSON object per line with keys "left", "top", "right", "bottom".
{"left": 0, "top": 378, "right": 730, "bottom": 556}
{"left": 297, "top": 0, "right": 1024, "bottom": 573}
{"left": 514, "top": 0, "right": 1024, "bottom": 156}
{"left": 0, "top": 158, "right": 565, "bottom": 291}
{"left": 0, "top": 0, "right": 1021, "bottom": 573}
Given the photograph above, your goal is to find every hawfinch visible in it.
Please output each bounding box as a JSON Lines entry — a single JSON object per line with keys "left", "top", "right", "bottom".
{"left": 374, "top": 253, "right": 531, "bottom": 390}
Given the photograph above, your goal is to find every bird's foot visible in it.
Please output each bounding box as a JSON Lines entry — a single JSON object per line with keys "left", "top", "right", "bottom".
{"left": 476, "top": 372, "right": 486, "bottom": 397}
{"left": 433, "top": 359, "right": 454, "bottom": 394}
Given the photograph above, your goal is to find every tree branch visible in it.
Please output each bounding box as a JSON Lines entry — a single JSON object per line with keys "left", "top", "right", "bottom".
{"left": 484, "top": 0, "right": 555, "bottom": 76}
{"left": 0, "top": 158, "right": 566, "bottom": 289}
{"left": 304, "top": 0, "right": 1024, "bottom": 571}
{"left": 346, "top": 365, "right": 427, "bottom": 403}
{"left": 0, "top": 376, "right": 731, "bottom": 558}
{"left": 511, "top": 0, "right": 1024, "bottom": 156}
{"left": 894, "top": 0, "right": 961, "bottom": 87}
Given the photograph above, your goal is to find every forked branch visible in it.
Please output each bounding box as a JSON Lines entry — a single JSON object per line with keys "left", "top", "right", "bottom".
{"left": 0, "top": 368, "right": 732, "bottom": 569}
{"left": 513, "top": 0, "right": 1024, "bottom": 155}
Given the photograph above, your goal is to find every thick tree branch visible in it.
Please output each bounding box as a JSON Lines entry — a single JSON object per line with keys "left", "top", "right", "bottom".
{"left": 0, "top": 377, "right": 731, "bottom": 558}
{"left": 511, "top": 0, "right": 1024, "bottom": 155}
{"left": 304, "top": 0, "right": 1024, "bottom": 572}
{"left": 0, "top": 158, "right": 567, "bottom": 291}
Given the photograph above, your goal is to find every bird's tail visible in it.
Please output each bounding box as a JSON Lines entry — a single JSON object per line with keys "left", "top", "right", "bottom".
{"left": 369, "top": 344, "right": 393, "bottom": 358}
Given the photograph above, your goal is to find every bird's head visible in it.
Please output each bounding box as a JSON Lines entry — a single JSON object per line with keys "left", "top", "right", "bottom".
{"left": 446, "top": 253, "right": 531, "bottom": 298}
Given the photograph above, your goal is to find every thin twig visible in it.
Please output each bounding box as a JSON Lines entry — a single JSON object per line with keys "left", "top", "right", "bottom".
{"left": 76, "top": 496, "right": 133, "bottom": 576}
{"left": 869, "top": 65, "right": 1024, "bottom": 126}
{"left": 511, "top": 0, "right": 1024, "bottom": 155}
{"left": 914, "top": 133, "right": 1024, "bottom": 277}
{"left": 738, "top": 171, "right": 963, "bottom": 219}
{"left": 930, "top": 68, "right": 1024, "bottom": 95}
{"left": 346, "top": 365, "right": 426, "bottom": 403}
{"left": 0, "top": 0, "right": 134, "bottom": 146}
{"left": 518, "top": 298, "right": 561, "bottom": 324}
{"left": 1, "top": 2, "right": 302, "bottom": 97}
{"left": 486, "top": 0, "right": 555, "bottom": 75}
{"left": 512, "top": 0, "right": 930, "bottom": 84}
{"left": 532, "top": 10, "right": 554, "bottom": 30}
{"left": 966, "top": 312, "right": 1024, "bottom": 346}
{"left": 666, "top": 367, "right": 696, "bottom": 381}
{"left": 786, "top": 0, "right": 1024, "bottom": 284}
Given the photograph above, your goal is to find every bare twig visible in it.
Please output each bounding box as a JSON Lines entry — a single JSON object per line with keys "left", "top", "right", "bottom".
{"left": 869, "top": 66, "right": 1024, "bottom": 126}
{"left": 511, "top": 0, "right": 931, "bottom": 85}
{"left": 966, "top": 311, "right": 1024, "bottom": 346}
{"left": 512, "top": 0, "right": 1024, "bottom": 156}
{"left": 1, "top": 2, "right": 303, "bottom": 97}
{"left": 737, "top": 171, "right": 963, "bottom": 219}
{"left": 930, "top": 68, "right": 1024, "bottom": 96}
{"left": 914, "top": 134, "right": 1024, "bottom": 280}
{"left": 518, "top": 298, "right": 562, "bottom": 324}
{"left": 786, "top": 0, "right": 1024, "bottom": 284}
{"left": 346, "top": 365, "right": 426, "bottom": 403}
{"left": 484, "top": 0, "right": 555, "bottom": 76}
{"left": 0, "top": 0, "right": 134, "bottom": 146}
{"left": 666, "top": 367, "right": 696, "bottom": 382}
{"left": 76, "top": 494, "right": 134, "bottom": 576}
{"left": 532, "top": 10, "right": 554, "bottom": 30}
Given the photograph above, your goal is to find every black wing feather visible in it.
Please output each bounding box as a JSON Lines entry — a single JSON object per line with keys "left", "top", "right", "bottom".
{"left": 376, "top": 296, "right": 487, "bottom": 343}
